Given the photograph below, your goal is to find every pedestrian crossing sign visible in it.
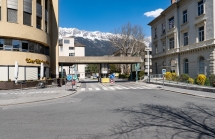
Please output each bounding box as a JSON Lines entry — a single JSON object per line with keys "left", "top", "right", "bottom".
{"left": 162, "top": 69, "right": 166, "bottom": 75}
{"left": 66, "top": 75, "right": 73, "bottom": 81}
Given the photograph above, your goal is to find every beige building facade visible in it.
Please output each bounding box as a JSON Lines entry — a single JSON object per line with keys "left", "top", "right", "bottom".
{"left": 0, "top": 0, "right": 58, "bottom": 81}
{"left": 149, "top": 0, "right": 215, "bottom": 78}
{"left": 59, "top": 37, "right": 86, "bottom": 79}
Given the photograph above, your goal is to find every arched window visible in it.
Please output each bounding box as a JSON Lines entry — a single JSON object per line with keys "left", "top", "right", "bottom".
{"left": 184, "top": 59, "right": 189, "bottom": 74}
{"left": 199, "top": 56, "right": 205, "bottom": 74}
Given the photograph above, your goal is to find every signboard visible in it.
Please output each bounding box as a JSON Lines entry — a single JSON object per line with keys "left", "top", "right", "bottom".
{"left": 110, "top": 74, "right": 115, "bottom": 79}
{"left": 162, "top": 69, "right": 166, "bottom": 75}
{"left": 135, "top": 63, "right": 140, "bottom": 71}
{"left": 66, "top": 74, "right": 73, "bottom": 81}
{"left": 73, "top": 75, "right": 77, "bottom": 80}
{"left": 110, "top": 79, "right": 114, "bottom": 84}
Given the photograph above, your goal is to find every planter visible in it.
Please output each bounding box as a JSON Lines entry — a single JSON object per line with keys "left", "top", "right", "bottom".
{"left": 46, "top": 80, "right": 53, "bottom": 85}
{"left": 213, "top": 83, "right": 215, "bottom": 87}
{"left": 0, "top": 82, "right": 14, "bottom": 90}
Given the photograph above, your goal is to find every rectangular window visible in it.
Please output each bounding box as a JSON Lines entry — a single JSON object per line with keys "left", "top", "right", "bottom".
{"left": 45, "top": 47, "right": 49, "bottom": 55}
{"left": 7, "top": 8, "right": 17, "bottom": 23}
{"left": 60, "top": 46, "right": 63, "bottom": 52}
{"left": 45, "top": 21, "right": 48, "bottom": 32}
{"left": 155, "top": 44, "right": 158, "bottom": 54}
{"left": 0, "top": 39, "right": 4, "bottom": 50}
{"left": 0, "top": 7, "right": 1, "bottom": 21}
{"left": 162, "top": 23, "right": 165, "bottom": 34}
{"left": 69, "top": 47, "right": 74, "bottom": 50}
{"left": 12, "top": 40, "right": 20, "bottom": 51}
{"left": 199, "top": 26, "right": 204, "bottom": 42}
{"left": 37, "top": 0, "right": 41, "bottom": 5}
{"left": 183, "top": 10, "right": 187, "bottom": 23}
{"left": 29, "top": 42, "right": 35, "bottom": 53}
{"left": 36, "top": 16, "right": 42, "bottom": 29}
{"left": 69, "top": 53, "right": 75, "bottom": 56}
{"left": 184, "top": 32, "right": 188, "bottom": 46}
{"left": 169, "top": 17, "right": 174, "bottom": 29}
{"left": 22, "top": 41, "right": 28, "bottom": 52}
{"left": 198, "top": 0, "right": 204, "bottom": 16}
{"left": 169, "top": 37, "right": 174, "bottom": 49}
{"left": 162, "top": 41, "right": 165, "bottom": 52}
{"left": 45, "top": 0, "right": 48, "bottom": 10}
{"left": 154, "top": 28, "right": 157, "bottom": 38}
{"left": 23, "top": 12, "right": 31, "bottom": 26}
{"left": 64, "top": 39, "right": 70, "bottom": 44}
{"left": 39, "top": 44, "right": 44, "bottom": 54}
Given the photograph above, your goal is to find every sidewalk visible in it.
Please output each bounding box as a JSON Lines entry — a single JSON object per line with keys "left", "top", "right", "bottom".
{"left": 136, "top": 81, "right": 215, "bottom": 99}
{"left": 0, "top": 83, "right": 81, "bottom": 106}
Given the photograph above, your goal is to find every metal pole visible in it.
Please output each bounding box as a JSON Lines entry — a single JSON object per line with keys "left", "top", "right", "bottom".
{"left": 61, "top": 63, "right": 63, "bottom": 78}
{"left": 147, "top": 49, "right": 150, "bottom": 77}
{"left": 136, "top": 63, "right": 138, "bottom": 82}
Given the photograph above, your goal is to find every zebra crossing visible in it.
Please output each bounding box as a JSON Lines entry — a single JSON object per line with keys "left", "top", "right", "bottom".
{"left": 80, "top": 85, "right": 151, "bottom": 92}
{"left": 0, "top": 90, "right": 60, "bottom": 95}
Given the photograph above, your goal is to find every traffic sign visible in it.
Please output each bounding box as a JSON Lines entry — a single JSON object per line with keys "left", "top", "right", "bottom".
{"left": 110, "top": 74, "right": 115, "bottom": 79}
{"left": 73, "top": 75, "right": 77, "bottom": 80}
{"left": 162, "top": 69, "right": 166, "bottom": 75}
{"left": 110, "top": 79, "right": 114, "bottom": 84}
{"left": 66, "top": 75, "right": 73, "bottom": 81}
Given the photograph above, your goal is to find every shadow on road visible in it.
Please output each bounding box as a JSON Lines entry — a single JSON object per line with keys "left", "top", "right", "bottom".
{"left": 110, "top": 103, "right": 215, "bottom": 139}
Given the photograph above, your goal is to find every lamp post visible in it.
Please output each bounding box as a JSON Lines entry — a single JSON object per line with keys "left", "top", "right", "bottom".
{"left": 145, "top": 47, "right": 151, "bottom": 82}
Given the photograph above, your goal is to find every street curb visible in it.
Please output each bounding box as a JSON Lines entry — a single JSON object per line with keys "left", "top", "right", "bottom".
{"left": 160, "top": 88, "right": 215, "bottom": 99}
{"left": 0, "top": 90, "right": 77, "bottom": 107}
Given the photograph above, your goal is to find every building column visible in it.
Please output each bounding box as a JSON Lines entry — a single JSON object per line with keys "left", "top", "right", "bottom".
{"left": 32, "top": 0, "right": 36, "bottom": 28}
{"left": 18, "top": 0, "right": 23, "bottom": 24}
{"left": 2, "top": 0, "right": 7, "bottom": 22}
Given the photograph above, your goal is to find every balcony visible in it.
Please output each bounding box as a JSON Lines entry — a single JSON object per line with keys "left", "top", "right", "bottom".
{"left": 145, "top": 55, "right": 152, "bottom": 58}
{"left": 166, "top": 48, "right": 178, "bottom": 55}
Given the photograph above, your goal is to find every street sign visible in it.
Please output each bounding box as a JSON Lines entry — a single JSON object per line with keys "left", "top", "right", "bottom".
{"left": 66, "top": 74, "right": 73, "bottom": 81}
{"left": 162, "top": 69, "right": 166, "bottom": 75}
{"left": 135, "top": 63, "right": 140, "bottom": 71}
{"left": 73, "top": 75, "right": 77, "bottom": 80}
{"left": 110, "top": 74, "right": 115, "bottom": 79}
{"left": 110, "top": 79, "right": 114, "bottom": 84}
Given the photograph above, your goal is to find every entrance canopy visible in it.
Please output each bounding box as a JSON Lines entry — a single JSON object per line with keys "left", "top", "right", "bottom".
{"left": 58, "top": 56, "right": 142, "bottom": 66}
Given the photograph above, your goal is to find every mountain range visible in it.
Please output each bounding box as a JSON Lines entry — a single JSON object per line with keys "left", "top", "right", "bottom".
{"left": 59, "top": 27, "right": 151, "bottom": 56}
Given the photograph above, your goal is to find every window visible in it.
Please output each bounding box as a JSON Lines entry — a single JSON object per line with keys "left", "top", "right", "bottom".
{"left": 69, "top": 53, "right": 75, "bottom": 56}
{"left": 154, "top": 28, "right": 157, "bottom": 38}
{"left": 169, "top": 17, "right": 174, "bottom": 29}
{"left": 12, "top": 40, "right": 20, "bottom": 51}
{"left": 64, "top": 39, "right": 70, "bottom": 44}
{"left": 22, "top": 41, "right": 28, "bottom": 52}
{"left": 36, "top": 16, "right": 42, "bottom": 29}
{"left": 162, "top": 41, "right": 165, "bottom": 52}
{"left": 184, "top": 59, "right": 189, "bottom": 74}
{"left": 23, "top": 12, "right": 31, "bottom": 26}
{"left": 29, "top": 42, "right": 35, "bottom": 53}
{"left": 45, "top": 47, "right": 49, "bottom": 55}
{"left": 162, "top": 23, "right": 165, "bottom": 34}
{"left": 60, "top": 46, "right": 63, "bottom": 52}
{"left": 69, "top": 47, "right": 74, "bottom": 50}
{"left": 45, "top": 0, "right": 48, "bottom": 10}
{"left": 199, "top": 26, "right": 204, "bottom": 42}
{"left": 184, "top": 32, "right": 188, "bottom": 46}
{"left": 39, "top": 44, "right": 44, "bottom": 54}
{"left": 7, "top": 8, "right": 17, "bottom": 23}
{"left": 155, "top": 44, "right": 158, "bottom": 54}
{"left": 0, "top": 39, "right": 4, "bottom": 50}
{"left": 155, "top": 63, "right": 158, "bottom": 74}
{"left": 45, "top": 21, "right": 48, "bottom": 32}
{"left": 199, "top": 56, "right": 205, "bottom": 74}
{"left": 0, "top": 7, "right": 1, "bottom": 21}
{"left": 183, "top": 10, "right": 187, "bottom": 23}
{"left": 37, "top": 0, "right": 41, "bottom": 5}
{"left": 198, "top": 0, "right": 204, "bottom": 16}
{"left": 169, "top": 37, "right": 174, "bottom": 49}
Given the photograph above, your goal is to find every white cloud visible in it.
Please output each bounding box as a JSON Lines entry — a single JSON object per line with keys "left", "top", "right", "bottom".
{"left": 144, "top": 8, "right": 164, "bottom": 18}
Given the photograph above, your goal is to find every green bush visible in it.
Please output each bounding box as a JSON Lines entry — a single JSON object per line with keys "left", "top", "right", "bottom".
{"left": 119, "top": 74, "right": 130, "bottom": 79}
{"left": 188, "top": 78, "right": 194, "bottom": 84}
{"left": 179, "top": 74, "right": 189, "bottom": 82}
{"left": 204, "top": 78, "right": 210, "bottom": 86}
{"left": 165, "top": 72, "right": 172, "bottom": 80}
{"left": 171, "top": 73, "right": 179, "bottom": 82}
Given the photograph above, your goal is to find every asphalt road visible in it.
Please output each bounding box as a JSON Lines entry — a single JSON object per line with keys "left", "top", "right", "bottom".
{"left": 0, "top": 80, "right": 215, "bottom": 139}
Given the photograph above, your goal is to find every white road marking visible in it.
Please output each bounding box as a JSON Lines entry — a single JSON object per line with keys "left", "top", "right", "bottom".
{"left": 115, "top": 87, "right": 122, "bottom": 89}
{"left": 103, "top": 87, "right": 108, "bottom": 90}
{"left": 81, "top": 88, "right": 86, "bottom": 91}
{"left": 89, "top": 88, "right": 93, "bottom": 91}
{"left": 96, "top": 88, "right": 100, "bottom": 90}
{"left": 109, "top": 87, "right": 115, "bottom": 90}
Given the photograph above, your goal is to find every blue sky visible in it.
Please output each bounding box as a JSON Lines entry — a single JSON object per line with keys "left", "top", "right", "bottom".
{"left": 59, "top": 0, "right": 170, "bottom": 37}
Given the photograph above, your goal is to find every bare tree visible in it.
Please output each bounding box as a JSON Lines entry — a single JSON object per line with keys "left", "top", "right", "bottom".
{"left": 110, "top": 22, "right": 146, "bottom": 74}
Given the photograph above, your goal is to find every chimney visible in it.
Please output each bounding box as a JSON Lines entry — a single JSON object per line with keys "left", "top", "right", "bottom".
{"left": 171, "top": 0, "right": 177, "bottom": 4}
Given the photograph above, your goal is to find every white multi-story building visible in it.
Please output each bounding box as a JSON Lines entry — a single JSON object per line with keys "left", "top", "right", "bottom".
{"left": 149, "top": 0, "right": 215, "bottom": 78}
{"left": 59, "top": 37, "right": 86, "bottom": 79}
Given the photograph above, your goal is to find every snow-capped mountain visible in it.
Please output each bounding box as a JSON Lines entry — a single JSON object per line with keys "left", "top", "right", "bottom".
{"left": 59, "top": 27, "right": 151, "bottom": 56}
{"left": 59, "top": 27, "right": 151, "bottom": 47}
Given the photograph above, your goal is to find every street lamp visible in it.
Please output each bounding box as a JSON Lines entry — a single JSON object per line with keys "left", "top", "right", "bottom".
{"left": 145, "top": 47, "right": 151, "bottom": 81}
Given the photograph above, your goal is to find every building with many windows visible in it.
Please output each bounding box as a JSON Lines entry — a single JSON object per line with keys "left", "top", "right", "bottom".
{"left": 148, "top": 0, "right": 215, "bottom": 78}
{"left": 59, "top": 37, "right": 86, "bottom": 79}
{"left": 0, "top": 0, "right": 58, "bottom": 81}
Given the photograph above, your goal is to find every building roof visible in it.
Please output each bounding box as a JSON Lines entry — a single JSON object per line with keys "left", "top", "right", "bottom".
{"left": 74, "top": 41, "right": 85, "bottom": 47}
